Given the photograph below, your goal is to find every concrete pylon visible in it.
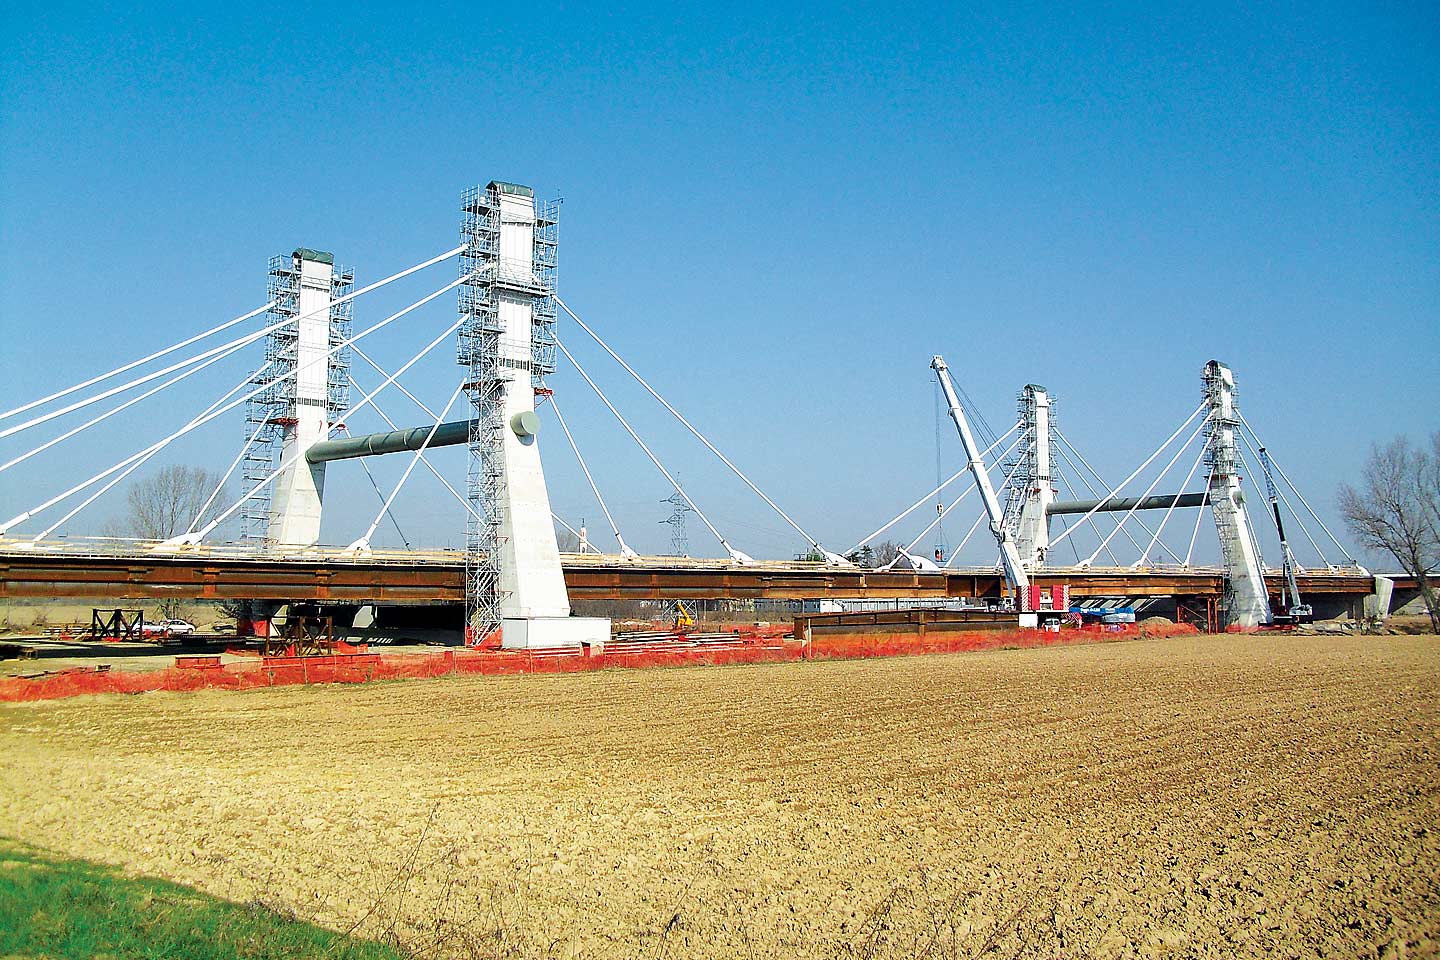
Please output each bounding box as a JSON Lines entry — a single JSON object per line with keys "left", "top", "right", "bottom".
{"left": 1203, "top": 361, "right": 1272, "bottom": 627}
{"left": 458, "top": 182, "right": 609, "bottom": 649}
{"left": 267, "top": 251, "right": 339, "bottom": 546}
{"left": 1014, "top": 384, "right": 1054, "bottom": 568}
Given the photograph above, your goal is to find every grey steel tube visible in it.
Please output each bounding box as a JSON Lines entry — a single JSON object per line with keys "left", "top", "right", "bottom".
{"left": 1047, "top": 492, "right": 1210, "bottom": 516}
{"left": 306, "top": 420, "right": 474, "bottom": 463}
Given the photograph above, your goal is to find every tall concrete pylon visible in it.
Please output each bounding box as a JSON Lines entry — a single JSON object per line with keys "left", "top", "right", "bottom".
{"left": 268, "top": 252, "right": 335, "bottom": 545}
{"left": 1203, "top": 360, "right": 1272, "bottom": 627}
{"left": 1013, "top": 384, "right": 1054, "bottom": 568}
{"left": 457, "top": 181, "right": 609, "bottom": 649}
{"left": 241, "top": 249, "right": 352, "bottom": 547}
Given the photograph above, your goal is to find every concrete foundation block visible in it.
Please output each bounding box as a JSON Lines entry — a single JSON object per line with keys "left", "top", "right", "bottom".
{"left": 501, "top": 617, "right": 611, "bottom": 650}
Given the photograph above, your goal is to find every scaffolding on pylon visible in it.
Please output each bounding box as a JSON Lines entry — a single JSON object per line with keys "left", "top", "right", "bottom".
{"left": 1001, "top": 387, "right": 1056, "bottom": 540}
{"left": 457, "top": 183, "right": 559, "bottom": 642}
{"left": 240, "top": 252, "right": 353, "bottom": 542}
{"left": 1202, "top": 363, "right": 1266, "bottom": 620}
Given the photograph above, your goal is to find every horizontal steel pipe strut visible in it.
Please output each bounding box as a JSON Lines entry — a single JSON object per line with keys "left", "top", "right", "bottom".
{"left": 306, "top": 420, "right": 475, "bottom": 463}
{"left": 1047, "top": 492, "right": 1211, "bottom": 516}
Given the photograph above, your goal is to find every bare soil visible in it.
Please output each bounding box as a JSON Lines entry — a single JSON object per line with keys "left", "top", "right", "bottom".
{"left": 1, "top": 634, "right": 1437, "bottom": 959}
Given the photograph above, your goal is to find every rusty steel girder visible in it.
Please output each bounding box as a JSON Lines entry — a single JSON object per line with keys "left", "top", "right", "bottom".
{"left": 0, "top": 549, "right": 1390, "bottom": 605}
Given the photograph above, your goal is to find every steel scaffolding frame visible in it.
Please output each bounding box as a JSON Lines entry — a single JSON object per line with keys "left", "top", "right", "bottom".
{"left": 457, "top": 184, "right": 559, "bottom": 640}
{"left": 1202, "top": 363, "right": 1265, "bottom": 619}
{"left": 1001, "top": 387, "right": 1056, "bottom": 540}
{"left": 239, "top": 253, "right": 353, "bottom": 542}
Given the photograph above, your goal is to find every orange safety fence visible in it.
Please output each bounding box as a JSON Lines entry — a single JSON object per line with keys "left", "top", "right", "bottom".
{"left": 0, "top": 622, "right": 1195, "bottom": 703}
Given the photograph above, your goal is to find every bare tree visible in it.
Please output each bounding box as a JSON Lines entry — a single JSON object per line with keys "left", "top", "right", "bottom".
{"left": 1339, "top": 436, "right": 1439, "bottom": 632}
{"left": 873, "top": 540, "right": 903, "bottom": 567}
{"left": 120, "top": 465, "right": 228, "bottom": 541}
{"left": 555, "top": 526, "right": 580, "bottom": 552}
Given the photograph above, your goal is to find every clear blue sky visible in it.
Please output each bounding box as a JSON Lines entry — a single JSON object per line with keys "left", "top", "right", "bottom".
{"left": 1, "top": 1, "right": 1436, "bottom": 565}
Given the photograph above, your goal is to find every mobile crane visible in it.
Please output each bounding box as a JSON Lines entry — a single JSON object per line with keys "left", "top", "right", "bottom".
{"left": 1257, "top": 446, "right": 1313, "bottom": 625}
{"left": 932, "top": 356, "right": 1068, "bottom": 627}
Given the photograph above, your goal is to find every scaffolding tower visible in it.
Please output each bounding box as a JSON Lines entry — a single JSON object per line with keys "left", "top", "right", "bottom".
{"left": 1202, "top": 361, "right": 1271, "bottom": 625}
{"left": 1006, "top": 385, "right": 1057, "bottom": 567}
{"left": 240, "top": 252, "right": 352, "bottom": 542}
{"left": 457, "top": 184, "right": 560, "bottom": 641}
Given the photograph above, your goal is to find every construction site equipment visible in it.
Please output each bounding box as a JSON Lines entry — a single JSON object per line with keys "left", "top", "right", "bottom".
{"left": 1258, "top": 446, "right": 1314, "bottom": 624}
{"left": 931, "top": 356, "right": 1031, "bottom": 594}
{"left": 262, "top": 614, "right": 335, "bottom": 657}
{"left": 91, "top": 608, "right": 144, "bottom": 641}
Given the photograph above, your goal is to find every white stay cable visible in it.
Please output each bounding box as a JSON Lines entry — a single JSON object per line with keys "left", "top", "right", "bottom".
{"left": 0, "top": 301, "right": 275, "bottom": 423}
{"left": 1233, "top": 445, "right": 1272, "bottom": 571}
{"left": 1236, "top": 413, "right": 1356, "bottom": 565}
{"left": 550, "top": 396, "right": 637, "bottom": 559}
{"left": 1081, "top": 415, "right": 1210, "bottom": 567}
{"left": 944, "top": 512, "right": 991, "bottom": 568}
{"left": 845, "top": 420, "right": 1022, "bottom": 556}
{"left": 352, "top": 363, "right": 578, "bottom": 544}
{"left": 347, "top": 344, "right": 450, "bottom": 424}
{"left": 351, "top": 379, "right": 480, "bottom": 522}
{"left": 0, "top": 326, "right": 280, "bottom": 440}
{"left": 1051, "top": 428, "right": 1190, "bottom": 564}
{"left": 1, "top": 329, "right": 264, "bottom": 475}
{"left": 1185, "top": 460, "right": 1217, "bottom": 567}
{"left": 557, "top": 297, "right": 837, "bottom": 561}
{"left": 29, "top": 353, "right": 273, "bottom": 541}
{"left": 556, "top": 338, "right": 752, "bottom": 564}
{"left": 1051, "top": 459, "right": 1118, "bottom": 566}
{"left": 181, "top": 311, "right": 470, "bottom": 545}
{"left": 1133, "top": 439, "right": 1210, "bottom": 567}
{"left": 552, "top": 512, "right": 584, "bottom": 542}
{"left": 348, "top": 379, "right": 465, "bottom": 551}
{"left": 1, "top": 244, "right": 467, "bottom": 441}
{"left": 1049, "top": 402, "right": 1207, "bottom": 552}
{"left": 1233, "top": 424, "right": 1327, "bottom": 566}
{"left": 352, "top": 444, "right": 413, "bottom": 549}
{"left": 906, "top": 479, "right": 978, "bottom": 554}
{"left": 354, "top": 346, "right": 581, "bottom": 539}
{"left": 904, "top": 433, "right": 1024, "bottom": 554}
{"left": 186, "top": 403, "right": 273, "bottom": 536}
{"left": 0, "top": 276, "right": 467, "bottom": 537}
{"left": 942, "top": 453, "right": 1026, "bottom": 567}
{"left": 1050, "top": 440, "right": 1143, "bottom": 564}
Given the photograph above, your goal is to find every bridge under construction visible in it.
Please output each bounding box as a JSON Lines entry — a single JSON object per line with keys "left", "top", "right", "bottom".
{"left": 0, "top": 179, "right": 1397, "bottom": 643}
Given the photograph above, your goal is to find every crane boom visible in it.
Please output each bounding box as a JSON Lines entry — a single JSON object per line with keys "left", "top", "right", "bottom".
{"left": 1257, "top": 446, "right": 1312, "bottom": 622}
{"left": 931, "top": 356, "right": 1030, "bottom": 592}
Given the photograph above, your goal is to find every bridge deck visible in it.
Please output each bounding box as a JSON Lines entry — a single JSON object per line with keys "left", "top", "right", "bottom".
{"left": 0, "top": 541, "right": 1391, "bottom": 604}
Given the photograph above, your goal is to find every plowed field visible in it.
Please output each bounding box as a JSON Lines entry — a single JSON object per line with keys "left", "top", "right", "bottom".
{"left": 2, "top": 634, "right": 1437, "bottom": 959}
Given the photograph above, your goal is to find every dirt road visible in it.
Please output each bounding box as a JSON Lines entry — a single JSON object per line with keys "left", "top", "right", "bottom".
{"left": 1, "top": 634, "right": 1436, "bottom": 958}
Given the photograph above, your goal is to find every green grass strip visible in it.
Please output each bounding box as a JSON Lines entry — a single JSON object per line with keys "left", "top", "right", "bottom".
{"left": 0, "top": 838, "right": 407, "bottom": 959}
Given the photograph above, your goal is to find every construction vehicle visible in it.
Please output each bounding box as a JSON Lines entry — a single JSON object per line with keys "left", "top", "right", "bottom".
{"left": 673, "top": 600, "right": 696, "bottom": 631}
{"left": 1258, "top": 446, "right": 1314, "bottom": 625}
{"left": 932, "top": 356, "right": 1068, "bottom": 628}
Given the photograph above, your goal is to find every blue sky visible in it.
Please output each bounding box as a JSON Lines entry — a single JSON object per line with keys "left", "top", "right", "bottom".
{"left": 1, "top": 1, "right": 1436, "bottom": 565}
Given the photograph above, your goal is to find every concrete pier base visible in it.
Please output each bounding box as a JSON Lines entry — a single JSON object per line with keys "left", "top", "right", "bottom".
{"left": 501, "top": 617, "right": 611, "bottom": 650}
